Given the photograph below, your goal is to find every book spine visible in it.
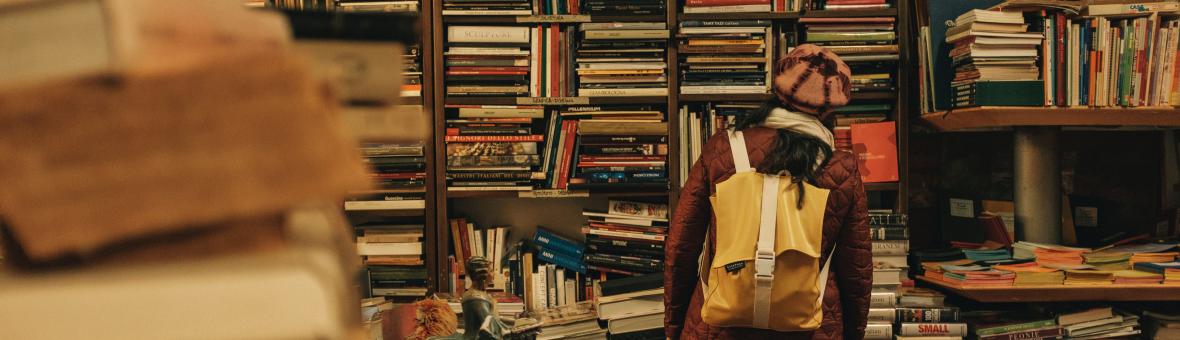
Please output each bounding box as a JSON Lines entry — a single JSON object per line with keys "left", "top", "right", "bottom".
{"left": 448, "top": 26, "right": 531, "bottom": 43}
{"left": 864, "top": 323, "right": 893, "bottom": 340}
{"left": 975, "top": 319, "right": 1059, "bottom": 336}
{"left": 870, "top": 291, "right": 896, "bottom": 307}
{"left": 867, "top": 308, "right": 896, "bottom": 323}
{"left": 444, "top": 135, "right": 545, "bottom": 142}
{"left": 978, "top": 327, "right": 1064, "bottom": 340}
{"left": 1057, "top": 13, "right": 1067, "bottom": 106}
{"left": 535, "top": 247, "right": 588, "bottom": 273}
{"left": 545, "top": 264, "right": 557, "bottom": 307}
{"left": 898, "top": 323, "right": 968, "bottom": 337}
{"left": 557, "top": 120, "right": 578, "bottom": 189}
{"left": 895, "top": 307, "right": 960, "bottom": 323}
{"left": 534, "top": 229, "right": 585, "bottom": 257}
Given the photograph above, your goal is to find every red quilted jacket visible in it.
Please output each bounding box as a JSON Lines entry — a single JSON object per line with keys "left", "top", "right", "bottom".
{"left": 665, "top": 126, "right": 873, "bottom": 340}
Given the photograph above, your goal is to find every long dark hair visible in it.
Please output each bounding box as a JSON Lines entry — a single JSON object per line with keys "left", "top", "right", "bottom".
{"left": 733, "top": 99, "right": 833, "bottom": 208}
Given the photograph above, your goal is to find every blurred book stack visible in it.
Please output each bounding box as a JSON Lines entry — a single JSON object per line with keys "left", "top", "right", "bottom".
{"left": 896, "top": 288, "right": 967, "bottom": 339}
{"left": 336, "top": 0, "right": 420, "bottom": 12}
{"left": 677, "top": 102, "right": 760, "bottom": 186}
{"left": 684, "top": 0, "right": 770, "bottom": 14}
{"left": 347, "top": 143, "right": 427, "bottom": 211}
{"left": 581, "top": 200, "right": 668, "bottom": 276}
{"left": 582, "top": 0, "right": 666, "bottom": 15}
{"left": 403, "top": 43, "right": 424, "bottom": 98}
{"left": 567, "top": 118, "right": 669, "bottom": 190}
{"left": 533, "top": 301, "right": 605, "bottom": 340}
{"left": 445, "top": 219, "right": 514, "bottom": 291}
{"left": 1057, "top": 307, "right": 1141, "bottom": 339}
{"left": 275, "top": 0, "right": 336, "bottom": 10}
{"left": 444, "top": 106, "right": 545, "bottom": 191}
{"left": 678, "top": 20, "right": 773, "bottom": 94}
{"left": 576, "top": 23, "right": 670, "bottom": 97}
{"left": 946, "top": 9, "right": 1043, "bottom": 108}
{"left": 445, "top": 25, "right": 532, "bottom": 97}
{"left": 812, "top": 0, "right": 890, "bottom": 11}
{"left": 442, "top": 0, "right": 532, "bottom": 15}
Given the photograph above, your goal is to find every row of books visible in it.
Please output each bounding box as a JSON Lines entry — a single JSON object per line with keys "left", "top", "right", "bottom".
{"left": 576, "top": 22, "right": 671, "bottom": 97}
{"left": 945, "top": 10, "right": 1042, "bottom": 108}
{"left": 581, "top": 200, "right": 669, "bottom": 276}
{"left": 444, "top": 105, "right": 668, "bottom": 191}
{"left": 335, "top": 0, "right": 421, "bottom": 12}
{"left": 921, "top": 241, "right": 1180, "bottom": 286}
{"left": 357, "top": 222, "right": 429, "bottom": 298}
{"left": 446, "top": 219, "right": 514, "bottom": 291}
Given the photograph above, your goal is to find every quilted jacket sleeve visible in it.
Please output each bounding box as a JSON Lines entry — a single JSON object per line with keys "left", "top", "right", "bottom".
{"left": 833, "top": 153, "right": 872, "bottom": 339}
{"left": 664, "top": 147, "right": 713, "bottom": 340}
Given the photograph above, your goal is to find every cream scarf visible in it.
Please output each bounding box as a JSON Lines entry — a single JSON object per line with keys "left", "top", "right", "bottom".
{"left": 759, "top": 107, "right": 835, "bottom": 172}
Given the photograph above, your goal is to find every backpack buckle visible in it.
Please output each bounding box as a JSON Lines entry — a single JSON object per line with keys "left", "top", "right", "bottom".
{"left": 754, "top": 250, "right": 776, "bottom": 277}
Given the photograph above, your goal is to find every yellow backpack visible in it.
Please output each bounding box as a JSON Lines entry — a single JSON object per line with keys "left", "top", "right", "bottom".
{"left": 698, "top": 129, "right": 834, "bottom": 331}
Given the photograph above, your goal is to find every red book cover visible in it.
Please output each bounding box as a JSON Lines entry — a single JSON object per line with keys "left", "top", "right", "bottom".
{"left": 443, "top": 135, "right": 544, "bottom": 142}
{"left": 850, "top": 121, "right": 897, "bottom": 183}
{"left": 454, "top": 218, "right": 471, "bottom": 267}
{"left": 557, "top": 120, "right": 579, "bottom": 189}
{"left": 1056, "top": 13, "right": 1066, "bottom": 106}
{"left": 685, "top": 0, "right": 768, "bottom": 6}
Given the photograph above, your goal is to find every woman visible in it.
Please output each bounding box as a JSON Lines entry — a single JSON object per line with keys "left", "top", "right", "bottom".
{"left": 664, "top": 44, "right": 873, "bottom": 340}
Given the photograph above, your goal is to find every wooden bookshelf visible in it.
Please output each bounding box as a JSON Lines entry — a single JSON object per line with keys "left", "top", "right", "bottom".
{"left": 920, "top": 106, "right": 1180, "bottom": 131}
{"left": 918, "top": 276, "right": 1180, "bottom": 303}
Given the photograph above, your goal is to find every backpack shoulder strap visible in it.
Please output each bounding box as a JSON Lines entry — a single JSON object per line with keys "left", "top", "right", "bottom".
{"left": 728, "top": 129, "right": 753, "bottom": 173}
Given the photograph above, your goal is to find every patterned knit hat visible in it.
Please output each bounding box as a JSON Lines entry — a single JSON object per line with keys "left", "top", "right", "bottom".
{"left": 772, "top": 44, "right": 852, "bottom": 117}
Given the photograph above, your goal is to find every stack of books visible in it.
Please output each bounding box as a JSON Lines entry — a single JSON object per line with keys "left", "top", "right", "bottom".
{"left": 1131, "top": 251, "right": 1179, "bottom": 264}
{"left": 678, "top": 102, "right": 761, "bottom": 187}
{"left": 993, "top": 262, "right": 1064, "bottom": 285}
{"left": 568, "top": 119, "right": 669, "bottom": 190}
{"left": 576, "top": 23, "right": 670, "bottom": 97}
{"left": 867, "top": 285, "right": 899, "bottom": 339}
{"left": 442, "top": 0, "right": 531, "bottom": 15}
{"left": 526, "top": 228, "right": 589, "bottom": 310}
{"left": 367, "top": 260, "right": 429, "bottom": 298}
{"left": 941, "top": 267, "right": 1015, "bottom": 286}
{"left": 1063, "top": 269, "right": 1114, "bottom": 285}
{"left": 1112, "top": 269, "right": 1162, "bottom": 284}
{"left": 946, "top": 9, "right": 1043, "bottom": 108}
{"left": 444, "top": 106, "right": 545, "bottom": 192}
{"left": 969, "top": 314, "right": 1062, "bottom": 340}
{"left": 1058, "top": 307, "right": 1141, "bottom": 339}
{"left": 534, "top": 301, "right": 605, "bottom": 340}
{"left": 683, "top": 0, "right": 770, "bottom": 14}
{"left": 335, "top": 0, "right": 421, "bottom": 12}
{"left": 870, "top": 211, "right": 909, "bottom": 284}
{"left": 445, "top": 25, "right": 532, "bottom": 97}
{"left": 1082, "top": 251, "right": 1132, "bottom": 270}
{"left": 582, "top": 0, "right": 665, "bottom": 15}
{"left": 835, "top": 103, "right": 891, "bottom": 129}
{"left": 1133, "top": 261, "right": 1180, "bottom": 284}
{"left": 813, "top": 0, "right": 890, "bottom": 11}
{"left": 540, "top": 106, "right": 666, "bottom": 190}
{"left": 581, "top": 200, "right": 669, "bottom": 275}
{"left": 962, "top": 248, "right": 1011, "bottom": 263}
{"left": 802, "top": 17, "right": 899, "bottom": 75}
{"left": 403, "top": 44, "right": 424, "bottom": 98}
{"left": 597, "top": 274, "right": 665, "bottom": 338}
{"left": 346, "top": 143, "right": 427, "bottom": 211}
{"left": 896, "top": 288, "right": 967, "bottom": 339}
{"left": 1042, "top": 6, "right": 1180, "bottom": 107}
{"left": 677, "top": 20, "right": 773, "bottom": 94}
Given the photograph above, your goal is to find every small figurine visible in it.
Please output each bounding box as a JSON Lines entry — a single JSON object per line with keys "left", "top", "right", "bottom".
{"left": 430, "top": 256, "right": 510, "bottom": 340}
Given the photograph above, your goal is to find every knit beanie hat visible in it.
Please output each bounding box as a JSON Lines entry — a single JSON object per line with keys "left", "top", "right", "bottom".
{"left": 772, "top": 44, "right": 852, "bottom": 117}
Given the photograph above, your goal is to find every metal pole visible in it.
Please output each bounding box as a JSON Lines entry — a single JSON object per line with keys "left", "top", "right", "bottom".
{"left": 1013, "top": 126, "right": 1062, "bottom": 244}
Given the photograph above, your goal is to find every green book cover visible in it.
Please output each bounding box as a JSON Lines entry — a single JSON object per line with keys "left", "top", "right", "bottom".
{"left": 953, "top": 80, "right": 1044, "bottom": 107}
{"left": 975, "top": 319, "right": 1058, "bottom": 336}
{"left": 1120, "top": 20, "right": 1134, "bottom": 106}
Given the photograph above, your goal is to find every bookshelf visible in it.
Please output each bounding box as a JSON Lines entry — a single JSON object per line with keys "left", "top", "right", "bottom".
{"left": 917, "top": 276, "right": 1180, "bottom": 303}
{"left": 921, "top": 107, "right": 1180, "bottom": 131}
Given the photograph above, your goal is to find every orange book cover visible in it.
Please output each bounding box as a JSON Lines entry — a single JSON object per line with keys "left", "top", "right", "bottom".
{"left": 850, "top": 121, "right": 898, "bottom": 183}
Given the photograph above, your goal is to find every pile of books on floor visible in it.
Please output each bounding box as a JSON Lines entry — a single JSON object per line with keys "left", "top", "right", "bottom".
{"left": 683, "top": 0, "right": 770, "bottom": 14}
{"left": 1041, "top": 6, "right": 1180, "bottom": 107}
{"left": 576, "top": 22, "right": 670, "bottom": 97}
{"left": 582, "top": 200, "right": 668, "bottom": 276}
{"left": 445, "top": 25, "right": 531, "bottom": 97}
{"left": 533, "top": 301, "right": 604, "bottom": 340}
{"left": 566, "top": 117, "right": 669, "bottom": 191}
{"left": 445, "top": 219, "right": 514, "bottom": 291}
{"left": 946, "top": 9, "right": 1042, "bottom": 108}
{"left": 812, "top": 0, "right": 890, "bottom": 11}
{"left": 582, "top": 0, "right": 665, "bottom": 15}
{"left": 1057, "top": 307, "right": 1141, "bottom": 339}
{"left": 677, "top": 20, "right": 772, "bottom": 94}
{"left": 361, "top": 223, "right": 428, "bottom": 298}
{"left": 596, "top": 274, "right": 665, "bottom": 338}
{"left": 895, "top": 288, "right": 968, "bottom": 339}
{"left": 346, "top": 143, "right": 426, "bottom": 211}
{"left": 444, "top": 106, "right": 545, "bottom": 192}
{"left": 442, "top": 0, "right": 531, "bottom": 15}
{"left": 677, "top": 102, "right": 760, "bottom": 186}
{"left": 335, "top": 0, "right": 421, "bottom": 12}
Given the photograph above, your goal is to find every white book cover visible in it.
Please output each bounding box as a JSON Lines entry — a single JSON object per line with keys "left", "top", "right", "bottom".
{"left": 447, "top": 26, "right": 530, "bottom": 44}
{"left": 555, "top": 268, "right": 566, "bottom": 306}
{"left": 546, "top": 264, "right": 557, "bottom": 308}
{"left": 564, "top": 279, "right": 577, "bottom": 306}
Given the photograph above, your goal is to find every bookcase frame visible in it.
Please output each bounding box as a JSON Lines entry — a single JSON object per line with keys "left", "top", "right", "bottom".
{"left": 423, "top": 0, "right": 914, "bottom": 294}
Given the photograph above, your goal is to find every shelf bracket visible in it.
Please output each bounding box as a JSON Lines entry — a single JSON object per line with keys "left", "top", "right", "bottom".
{"left": 1013, "top": 126, "right": 1062, "bottom": 244}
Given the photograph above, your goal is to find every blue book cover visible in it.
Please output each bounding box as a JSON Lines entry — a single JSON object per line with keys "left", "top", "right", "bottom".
{"left": 534, "top": 228, "right": 584, "bottom": 258}
{"left": 1133, "top": 261, "right": 1180, "bottom": 274}
{"left": 534, "top": 246, "right": 587, "bottom": 274}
